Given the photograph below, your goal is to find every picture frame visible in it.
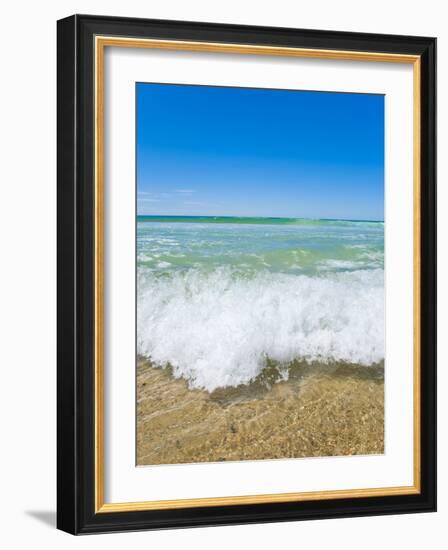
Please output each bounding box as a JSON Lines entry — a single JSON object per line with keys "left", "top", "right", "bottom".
{"left": 57, "top": 14, "right": 436, "bottom": 534}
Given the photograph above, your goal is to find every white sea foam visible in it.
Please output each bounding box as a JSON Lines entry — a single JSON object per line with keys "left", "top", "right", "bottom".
{"left": 137, "top": 267, "right": 384, "bottom": 392}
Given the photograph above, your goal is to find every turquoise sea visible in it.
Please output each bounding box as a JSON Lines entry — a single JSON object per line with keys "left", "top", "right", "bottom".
{"left": 137, "top": 216, "right": 384, "bottom": 391}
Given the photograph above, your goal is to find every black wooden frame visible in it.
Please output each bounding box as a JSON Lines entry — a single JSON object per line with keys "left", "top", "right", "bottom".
{"left": 57, "top": 14, "right": 436, "bottom": 535}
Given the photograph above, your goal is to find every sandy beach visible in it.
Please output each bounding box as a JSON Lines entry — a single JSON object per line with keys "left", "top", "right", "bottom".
{"left": 137, "top": 359, "right": 384, "bottom": 466}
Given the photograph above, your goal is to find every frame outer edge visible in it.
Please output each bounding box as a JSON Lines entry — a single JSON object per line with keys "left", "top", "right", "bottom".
{"left": 57, "top": 14, "right": 437, "bottom": 533}
{"left": 57, "top": 14, "right": 79, "bottom": 535}
{"left": 421, "top": 37, "right": 437, "bottom": 511}
{"left": 431, "top": 38, "right": 437, "bottom": 511}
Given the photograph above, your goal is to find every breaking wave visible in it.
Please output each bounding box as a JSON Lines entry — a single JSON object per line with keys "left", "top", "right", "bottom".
{"left": 137, "top": 267, "right": 384, "bottom": 392}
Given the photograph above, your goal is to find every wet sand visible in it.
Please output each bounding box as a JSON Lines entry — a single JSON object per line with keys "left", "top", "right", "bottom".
{"left": 137, "top": 359, "right": 384, "bottom": 466}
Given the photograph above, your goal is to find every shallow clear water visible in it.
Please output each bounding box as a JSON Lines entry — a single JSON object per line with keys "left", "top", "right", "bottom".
{"left": 137, "top": 216, "right": 384, "bottom": 391}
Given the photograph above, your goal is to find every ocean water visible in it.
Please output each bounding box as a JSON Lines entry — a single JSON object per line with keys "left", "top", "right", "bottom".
{"left": 137, "top": 216, "right": 384, "bottom": 392}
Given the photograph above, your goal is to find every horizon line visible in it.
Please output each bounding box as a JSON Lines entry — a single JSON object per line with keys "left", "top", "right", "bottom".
{"left": 137, "top": 214, "right": 385, "bottom": 223}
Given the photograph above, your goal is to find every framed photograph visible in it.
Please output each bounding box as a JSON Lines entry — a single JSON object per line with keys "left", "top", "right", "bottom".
{"left": 57, "top": 14, "right": 436, "bottom": 534}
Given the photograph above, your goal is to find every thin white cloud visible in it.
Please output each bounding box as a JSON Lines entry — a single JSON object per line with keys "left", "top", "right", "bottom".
{"left": 182, "top": 200, "right": 222, "bottom": 208}
{"left": 137, "top": 192, "right": 171, "bottom": 200}
{"left": 174, "top": 189, "right": 196, "bottom": 194}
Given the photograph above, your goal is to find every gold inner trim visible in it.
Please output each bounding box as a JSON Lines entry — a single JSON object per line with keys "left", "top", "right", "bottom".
{"left": 413, "top": 58, "right": 422, "bottom": 492}
{"left": 97, "top": 36, "right": 419, "bottom": 63}
{"left": 94, "top": 35, "right": 422, "bottom": 514}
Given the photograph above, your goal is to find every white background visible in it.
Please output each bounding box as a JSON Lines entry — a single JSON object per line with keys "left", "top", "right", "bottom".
{"left": 105, "top": 48, "right": 414, "bottom": 502}
{"left": 0, "top": 0, "right": 444, "bottom": 548}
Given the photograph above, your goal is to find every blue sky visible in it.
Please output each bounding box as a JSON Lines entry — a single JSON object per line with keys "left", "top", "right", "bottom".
{"left": 136, "top": 83, "right": 384, "bottom": 220}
